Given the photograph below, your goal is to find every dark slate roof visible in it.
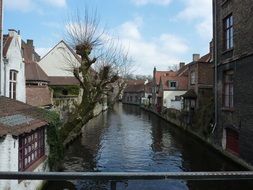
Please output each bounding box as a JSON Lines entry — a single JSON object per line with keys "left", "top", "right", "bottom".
{"left": 26, "top": 86, "right": 52, "bottom": 107}
{"left": 25, "top": 61, "right": 49, "bottom": 82}
{"left": 0, "top": 96, "right": 48, "bottom": 136}
{"left": 182, "top": 89, "right": 197, "bottom": 99}
{"left": 48, "top": 76, "right": 79, "bottom": 86}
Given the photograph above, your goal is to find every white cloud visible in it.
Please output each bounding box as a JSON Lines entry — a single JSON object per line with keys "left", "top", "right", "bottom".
{"left": 113, "top": 18, "right": 189, "bottom": 75}
{"left": 5, "top": 0, "right": 34, "bottom": 12}
{"left": 131, "top": 0, "right": 172, "bottom": 6}
{"left": 42, "top": 0, "right": 66, "bottom": 8}
{"left": 176, "top": 0, "right": 212, "bottom": 39}
{"left": 5, "top": 0, "right": 66, "bottom": 12}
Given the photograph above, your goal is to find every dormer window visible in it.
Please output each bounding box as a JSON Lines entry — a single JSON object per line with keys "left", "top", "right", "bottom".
{"left": 169, "top": 81, "right": 177, "bottom": 89}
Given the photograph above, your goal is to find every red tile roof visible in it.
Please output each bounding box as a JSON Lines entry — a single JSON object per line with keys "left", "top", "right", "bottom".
{"left": 25, "top": 61, "right": 49, "bottom": 82}
{"left": 154, "top": 71, "right": 177, "bottom": 85}
{"left": 26, "top": 86, "right": 52, "bottom": 107}
{"left": 48, "top": 76, "right": 79, "bottom": 86}
{"left": 0, "top": 96, "right": 48, "bottom": 136}
{"left": 160, "top": 75, "right": 188, "bottom": 90}
{"left": 3, "top": 35, "right": 13, "bottom": 57}
{"left": 124, "top": 80, "right": 145, "bottom": 93}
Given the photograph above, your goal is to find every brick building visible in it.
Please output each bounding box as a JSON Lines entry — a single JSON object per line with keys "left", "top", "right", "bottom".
{"left": 22, "top": 39, "right": 53, "bottom": 108}
{"left": 213, "top": 0, "right": 253, "bottom": 165}
{"left": 182, "top": 53, "right": 213, "bottom": 112}
{"left": 122, "top": 80, "right": 145, "bottom": 105}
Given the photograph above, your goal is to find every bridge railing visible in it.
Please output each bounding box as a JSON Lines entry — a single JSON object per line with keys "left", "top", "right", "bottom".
{"left": 1, "top": 171, "right": 253, "bottom": 181}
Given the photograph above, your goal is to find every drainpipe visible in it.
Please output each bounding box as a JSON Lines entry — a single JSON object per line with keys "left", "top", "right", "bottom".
{"left": 3, "top": 57, "right": 8, "bottom": 96}
{"left": 214, "top": 0, "right": 218, "bottom": 126}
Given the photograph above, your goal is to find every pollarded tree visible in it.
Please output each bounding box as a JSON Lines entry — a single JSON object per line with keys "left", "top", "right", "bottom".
{"left": 60, "top": 9, "right": 132, "bottom": 145}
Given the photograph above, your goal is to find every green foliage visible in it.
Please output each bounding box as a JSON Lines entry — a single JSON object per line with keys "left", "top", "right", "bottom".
{"left": 195, "top": 98, "right": 214, "bottom": 138}
{"left": 50, "top": 85, "right": 80, "bottom": 97}
{"left": 42, "top": 110, "right": 64, "bottom": 171}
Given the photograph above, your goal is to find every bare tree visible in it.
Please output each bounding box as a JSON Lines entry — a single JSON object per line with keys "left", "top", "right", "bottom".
{"left": 168, "top": 64, "right": 179, "bottom": 71}
{"left": 60, "top": 8, "right": 132, "bottom": 145}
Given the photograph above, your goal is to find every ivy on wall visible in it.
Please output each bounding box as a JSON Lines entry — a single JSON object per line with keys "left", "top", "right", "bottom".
{"left": 42, "top": 110, "right": 64, "bottom": 171}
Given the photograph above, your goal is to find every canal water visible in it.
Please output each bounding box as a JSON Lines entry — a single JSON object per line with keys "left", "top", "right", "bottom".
{"left": 44, "top": 104, "right": 253, "bottom": 190}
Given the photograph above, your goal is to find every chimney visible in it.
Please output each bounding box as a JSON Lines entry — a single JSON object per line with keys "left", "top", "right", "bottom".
{"left": 8, "top": 29, "right": 18, "bottom": 37}
{"left": 179, "top": 62, "right": 185, "bottom": 69}
{"left": 27, "top": 39, "right": 34, "bottom": 47}
{"left": 193, "top": 54, "right": 200, "bottom": 62}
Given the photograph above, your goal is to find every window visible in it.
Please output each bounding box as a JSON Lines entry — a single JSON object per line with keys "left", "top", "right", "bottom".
{"left": 18, "top": 127, "right": 45, "bottom": 171}
{"left": 175, "top": 96, "right": 181, "bottom": 101}
{"left": 169, "top": 81, "right": 177, "bottom": 89}
{"left": 223, "top": 70, "right": 234, "bottom": 108}
{"left": 9, "top": 70, "right": 18, "bottom": 100}
{"left": 224, "top": 14, "right": 234, "bottom": 50}
{"left": 190, "top": 71, "right": 196, "bottom": 85}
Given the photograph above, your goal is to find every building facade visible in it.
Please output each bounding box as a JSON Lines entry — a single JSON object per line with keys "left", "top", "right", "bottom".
{"left": 22, "top": 39, "right": 53, "bottom": 108}
{"left": 122, "top": 80, "right": 145, "bottom": 105}
{"left": 1, "top": 30, "right": 26, "bottom": 102}
{"left": 183, "top": 53, "right": 213, "bottom": 112}
{"left": 0, "top": 96, "right": 49, "bottom": 190}
{"left": 214, "top": 0, "right": 253, "bottom": 165}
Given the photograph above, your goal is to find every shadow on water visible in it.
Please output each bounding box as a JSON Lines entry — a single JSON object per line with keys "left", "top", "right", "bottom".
{"left": 43, "top": 104, "right": 253, "bottom": 190}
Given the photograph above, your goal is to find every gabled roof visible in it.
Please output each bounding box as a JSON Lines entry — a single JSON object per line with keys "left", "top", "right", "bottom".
{"left": 154, "top": 71, "right": 176, "bottom": 85}
{"left": 0, "top": 96, "right": 48, "bottom": 136}
{"left": 198, "top": 53, "right": 211, "bottom": 62}
{"left": 159, "top": 75, "right": 188, "bottom": 91}
{"left": 40, "top": 40, "right": 81, "bottom": 63}
{"left": 182, "top": 89, "right": 197, "bottom": 99}
{"left": 25, "top": 61, "right": 49, "bottom": 82}
{"left": 124, "top": 80, "right": 145, "bottom": 93}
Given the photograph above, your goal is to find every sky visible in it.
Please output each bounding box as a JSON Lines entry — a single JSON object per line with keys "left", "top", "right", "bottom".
{"left": 4, "top": 0, "right": 212, "bottom": 75}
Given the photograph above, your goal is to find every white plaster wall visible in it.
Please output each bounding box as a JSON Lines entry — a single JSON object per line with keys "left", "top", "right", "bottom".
{"left": 0, "top": 131, "right": 49, "bottom": 190}
{"left": 163, "top": 91, "right": 186, "bottom": 110}
{"left": 0, "top": 135, "right": 19, "bottom": 190}
{"left": 3, "top": 31, "right": 26, "bottom": 102}
{"left": 38, "top": 41, "right": 80, "bottom": 77}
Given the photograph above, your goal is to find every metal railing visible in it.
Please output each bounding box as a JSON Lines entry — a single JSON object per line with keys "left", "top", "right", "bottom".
{"left": 1, "top": 171, "right": 253, "bottom": 181}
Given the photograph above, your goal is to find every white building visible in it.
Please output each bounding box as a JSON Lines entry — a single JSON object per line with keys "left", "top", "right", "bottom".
{"left": 38, "top": 40, "right": 80, "bottom": 77}
{"left": 1, "top": 29, "right": 26, "bottom": 102}
{"left": 0, "top": 96, "right": 49, "bottom": 190}
{"left": 39, "top": 40, "right": 108, "bottom": 116}
{"left": 157, "top": 74, "right": 188, "bottom": 111}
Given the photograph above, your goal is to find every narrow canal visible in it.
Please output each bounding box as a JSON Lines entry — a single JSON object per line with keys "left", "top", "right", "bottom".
{"left": 44, "top": 104, "right": 252, "bottom": 190}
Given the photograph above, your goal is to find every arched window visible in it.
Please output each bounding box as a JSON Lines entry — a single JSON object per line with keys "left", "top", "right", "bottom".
{"left": 9, "top": 70, "right": 18, "bottom": 100}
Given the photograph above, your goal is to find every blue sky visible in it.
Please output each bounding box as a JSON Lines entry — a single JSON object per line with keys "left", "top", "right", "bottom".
{"left": 4, "top": 0, "right": 212, "bottom": 75}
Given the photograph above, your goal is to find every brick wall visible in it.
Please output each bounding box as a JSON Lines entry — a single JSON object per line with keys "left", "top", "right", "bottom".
{"left": 215, "top": 0, "right": 253, "bottom": 165}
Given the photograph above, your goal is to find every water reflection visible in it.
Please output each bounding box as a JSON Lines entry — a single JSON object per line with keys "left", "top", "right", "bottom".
{"left": 44, "top": 104, "right": 252, "bottom": 190}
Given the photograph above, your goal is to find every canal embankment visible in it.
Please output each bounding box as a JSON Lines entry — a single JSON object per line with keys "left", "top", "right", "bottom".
{"left": 140, "top": 105, "right": 253, "bottom": 171}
